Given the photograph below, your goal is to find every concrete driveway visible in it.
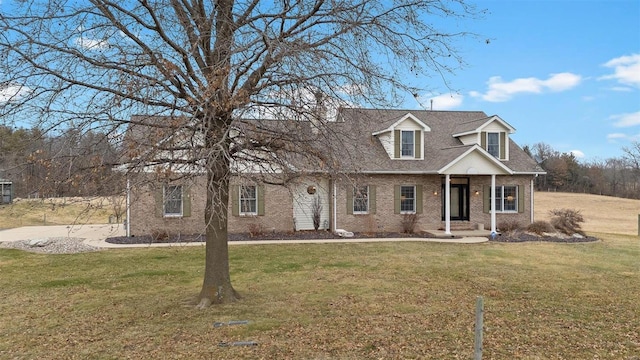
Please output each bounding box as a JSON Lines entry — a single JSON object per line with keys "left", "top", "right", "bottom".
{"left": 0, "top": 224, "right": 125, "bottom": 245}
{"left": 0, "top": 224, "right": 487, "bottom": 248}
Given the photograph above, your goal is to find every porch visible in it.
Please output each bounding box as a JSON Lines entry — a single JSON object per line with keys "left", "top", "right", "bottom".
{"left": 426, "top": 228, "right": 492, "bottom": 239}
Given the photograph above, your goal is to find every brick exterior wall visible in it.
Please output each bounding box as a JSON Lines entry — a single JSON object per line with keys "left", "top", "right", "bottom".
{"left": 129, "top": 177, "right": 206, "bottom": 237}
{"left": 129, "top": 175, "right": 294, "bottom": 237}
{"left": 335, "top": 174, "right": 534, "bottom": 233}
{"left": 227, "top": 179, "right": 295, "bottom": 234}
{"left": 129, "top": 173, "right": 534, "bottom": 237}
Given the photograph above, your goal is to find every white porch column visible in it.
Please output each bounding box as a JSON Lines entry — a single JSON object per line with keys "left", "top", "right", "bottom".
{"left": 445, "top": 174, "right": 451, "bottom": 235}
{"left": 491, "top": 174, "right": 497, "bottom": 233}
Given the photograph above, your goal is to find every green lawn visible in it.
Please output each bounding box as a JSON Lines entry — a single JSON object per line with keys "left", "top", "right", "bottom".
{"left": 0, "top": 234, "right": 638, "bottom": 359}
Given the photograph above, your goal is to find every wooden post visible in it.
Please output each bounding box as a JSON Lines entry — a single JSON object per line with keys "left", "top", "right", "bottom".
{"left": 474, "top": 296, "right": 484, "bottom": 360}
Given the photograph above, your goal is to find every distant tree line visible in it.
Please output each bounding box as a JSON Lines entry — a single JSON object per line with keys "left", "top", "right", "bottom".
{"left": 0, "top": 125, "right": 123, "bottom": 198}
{"left": 2, "top": 123, "right": 638, "bottom": 201}
{"left": 524, "top": 142, "right": 640, "bottom": 199}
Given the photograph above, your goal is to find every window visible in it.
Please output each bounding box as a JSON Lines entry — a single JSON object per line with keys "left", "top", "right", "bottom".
{"left": 240, "top": 185, "right": 257, "bottom": 215}
{"left": 493, "top": 185, "right": 517, "bottom": 212}
{"left": 1, "top": 183, "right": 11, "bottom": 204}
{"left": 164, "top": 185, "right": 183, "bottom": 216}
{"left": 353, "top": 186, "right": 369, "bottom": 213}
{"left": 400, "top": 185, "right": 416, "bottom": 213}
{"left": 401, "top": 130, "right": 414, "bottom": 157}
{"left": 487, "top": 132, "right": 500, "bottom": 157}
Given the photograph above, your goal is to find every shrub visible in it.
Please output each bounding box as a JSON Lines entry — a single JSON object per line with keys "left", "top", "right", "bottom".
{"left": 151, "top": 229, "right": 169, "bottom": 242}
{"left": 498, "top": 220, "right": 523, "bottom": 235}
{"left": 527, "top": 220, "right": 555, "bottom": 235}
{"left": 401, "top": 213, "right": 419, "bottom": 234}
{"left": 311, "top": 195, "right": 322, "bottom": 231}
{"left": 549, "top": 208, "right": 585, "bottom": 235}
{"left": 364, "top": 214, "right": 378, "bottom": 235}
{"left": 247, "top": 223, "right": 265, "bottom": 237}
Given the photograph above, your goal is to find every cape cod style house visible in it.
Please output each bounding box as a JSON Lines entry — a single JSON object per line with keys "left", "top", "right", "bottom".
{"left": 127, "top": 108, "right": 545, "bottom": 237}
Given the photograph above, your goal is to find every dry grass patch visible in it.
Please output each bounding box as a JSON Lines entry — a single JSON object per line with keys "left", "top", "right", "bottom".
{"left": 535, "top": 192, "right": 640, "bottom": 235}
{"left": 0, "top": 235, "right": 638, "bottom": 359}
{"left": 0, "top": 196, "right": 123, "bottom": 229}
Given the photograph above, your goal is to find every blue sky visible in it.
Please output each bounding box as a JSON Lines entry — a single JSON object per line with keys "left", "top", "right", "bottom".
{"left": 410, "top": 0, "right": 640, "bottom": 161}
{"left": 1, "top": 0, "right": 637, "bottom": 162}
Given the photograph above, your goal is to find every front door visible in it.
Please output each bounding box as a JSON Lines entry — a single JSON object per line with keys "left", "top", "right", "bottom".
{"left": 442, "top": 180, "right": 469, "bottom": 221}
{"left": 292, "top": 179, "right": 330, "bottom": 231}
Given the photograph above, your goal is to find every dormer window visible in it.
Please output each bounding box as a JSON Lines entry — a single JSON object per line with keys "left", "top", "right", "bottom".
{"left": 392, "top": 129, "right": 422, "bottom": 159}
{"left": 487, "top": 132, "right": 500, "bottom": 157}
{"left": 480, "top": 131, "right": 506, "bottom": 159}
{"left": 401, "top": 130, "right": 415, "bottom": 157}
{"left": 373, "top": 113, "right": 428, "bottom": 160}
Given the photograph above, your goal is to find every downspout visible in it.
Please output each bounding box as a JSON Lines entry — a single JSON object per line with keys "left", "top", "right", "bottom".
{"left": 530, "top": 177, "right": 535, "bottom": 223}
{"left": 126, "top": 176, "right": 131, "bottom": 237}
{"left": 332, "top": 180, "right": 337, "bottom": 232}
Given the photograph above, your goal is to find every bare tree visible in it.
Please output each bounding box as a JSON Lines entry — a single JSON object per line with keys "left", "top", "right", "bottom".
{"left": 622, "top": 141, "right": 640, "bottom": 194}
{"left": 1, "top": 0, "right": 481, "bottom": 307}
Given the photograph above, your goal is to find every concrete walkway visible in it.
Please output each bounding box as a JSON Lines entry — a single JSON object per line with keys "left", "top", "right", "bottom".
{"left": 0, "top": 224, "right": 488, "bottom": 248}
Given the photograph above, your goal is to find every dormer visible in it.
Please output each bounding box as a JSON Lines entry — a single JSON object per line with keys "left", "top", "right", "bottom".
{"left": 372, "top": 113, "right": 431, "bottom": 160}
{"left": 453, "top": 115, "right": 515, "bottom": 161}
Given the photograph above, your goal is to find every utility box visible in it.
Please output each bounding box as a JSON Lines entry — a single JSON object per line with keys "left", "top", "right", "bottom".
{"left": 0, "top": 180, "right": 13, "bottom": 204}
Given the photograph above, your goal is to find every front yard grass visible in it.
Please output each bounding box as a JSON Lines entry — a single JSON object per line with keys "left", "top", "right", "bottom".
{"left": 0, "top": 233, "right": 638, "bottom": 359}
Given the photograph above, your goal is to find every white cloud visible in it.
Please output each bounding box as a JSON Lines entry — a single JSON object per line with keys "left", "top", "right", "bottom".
{"left": 73, "top": 37, "right": 109, "bottom": 50}
{"left": 570, "top": 150, "right": 585, "bottom": 158}
{"left": 0, "top": 84, "right": 31, "bottom": 103}
{"left": 606, "top": 132, "right": 640, "bottom": 142}
{"left": 609, "top": 86, "right": 633, "bottom": 92}
{"left": 610, "top": 111, "right": 640, "bottom": 128}
{"left": 421, "top": 93, "right": 464, "bottom": 110}
{"left": 607, "top": 133, "right": 626, "bottom": 140}
{"left": 600, "top": 54, "right": 640, "bottom": 88}
{"left": 470, "top": 72, "right": 582, "bottom": 102}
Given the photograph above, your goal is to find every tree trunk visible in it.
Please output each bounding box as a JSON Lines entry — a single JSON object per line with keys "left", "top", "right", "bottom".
{"left": 197, "top": 116, "right": 239, "bottom": 308}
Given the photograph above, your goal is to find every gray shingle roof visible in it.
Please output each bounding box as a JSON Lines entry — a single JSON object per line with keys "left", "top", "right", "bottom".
{"left": 326, "top": 108, "right": 544, "bottom": 174}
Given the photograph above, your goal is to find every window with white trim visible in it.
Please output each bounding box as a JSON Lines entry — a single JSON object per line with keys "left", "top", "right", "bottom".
{"left": 493, "top": 185, "right": 517, "bottom": 212}
{"left": 240, "top": 185, "right": 257, "bottom": 215}
{"left": 401, "top": 130, "right": 414, "bottom": 157}
{"left": 400, "top": 185, "right": 416, "bottom": 213}
{"left": 487, "top": 132, "right": 500, "bottom": 157}
{"left": 164, "top": 185, "right": 183, "bottom": 216}
{"left": 353, "top": 186, "right": 369, "bottom": 214}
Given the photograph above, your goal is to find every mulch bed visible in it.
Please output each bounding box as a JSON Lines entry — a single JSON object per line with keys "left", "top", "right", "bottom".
{"left": 106, "top": 230, "right": 599, "bottom": 244}
{"left": 492, "top": 232, "right": 598, "bottom": 243}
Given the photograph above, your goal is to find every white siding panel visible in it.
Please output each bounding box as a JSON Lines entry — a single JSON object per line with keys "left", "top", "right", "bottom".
{"left": 378, "top": 132, "right": 394, "bottom": 158}
{"left": 293, "top": 178, "right": 331, "bottom": 231}
{"left": 395, "top": 118, "right": 422, "bottom": 130}
{"left": 444, "top": 151, "right": 510, "bottom": 175}
{"left": 458, "top": 133, "right": 478, "bottom": 146}
{"left": 483, "top": 121, "right": 508, "bottom": 132}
